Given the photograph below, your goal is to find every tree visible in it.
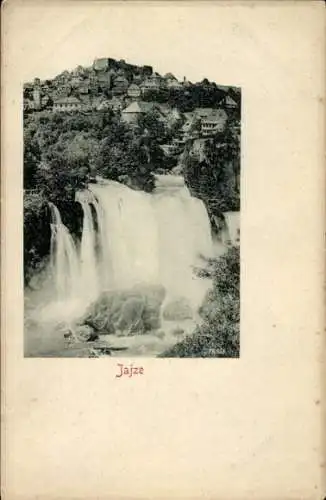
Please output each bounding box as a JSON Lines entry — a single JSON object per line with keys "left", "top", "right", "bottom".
{"left": 160, "top": 246, "right": 240, "bottom": 358}
{"left": 24, "top": 190, "right": 51, "bottom": 285}
{"left": 183, "top": 115, "right": 240, "bottom": 216}
{"left": 24, "top": 130, "right": 41, "bottom": 189}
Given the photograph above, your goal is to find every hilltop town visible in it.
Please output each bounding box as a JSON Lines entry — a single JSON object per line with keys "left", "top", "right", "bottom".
{"left": 24, "top": 57, "right": 240, "bottom": 169}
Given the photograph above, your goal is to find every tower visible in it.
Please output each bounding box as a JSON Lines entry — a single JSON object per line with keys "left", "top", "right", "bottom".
{"left": 33, "top": 77, "right": 41, "bottom": 110}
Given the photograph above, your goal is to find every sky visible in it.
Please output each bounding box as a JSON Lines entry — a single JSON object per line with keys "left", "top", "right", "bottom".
{"left": 4, "top": 0, "right": 318, "bottom": 98}
{"left": 7, "top": 1, "right": 259, "bottom": 86}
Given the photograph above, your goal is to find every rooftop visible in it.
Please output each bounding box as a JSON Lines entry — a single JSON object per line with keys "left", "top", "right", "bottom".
{"left": 122, "top": 101, "right": 156, "bottom": 114}
{"left": 201, "top": 109, "right": 228, "bottom": 122}
{"left": 164, "top": 72, "right": 177, "bottom": 80}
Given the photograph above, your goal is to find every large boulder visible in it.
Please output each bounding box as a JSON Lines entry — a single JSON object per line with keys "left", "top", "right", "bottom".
{"left": 162, "top": 297, "right": 193, "bottom": 321}
{"left": 79, "top": 284, "right": 166, "bottom": 336}
{"left": 116, "top": 296, "right": 145, "bottom": 334}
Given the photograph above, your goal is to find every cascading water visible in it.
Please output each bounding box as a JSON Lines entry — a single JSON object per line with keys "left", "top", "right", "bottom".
{"left": 76, "top": 193, "right": 100, "bottom": 301}
{"left": 89, "top": 182, "right": 160, "bottom": 290}
{"left": 49, "top": 202, "right": 80, "bottom": 302}
{"left": 45, "top": 176, "right": 214, "bottom": 322}
{"left": 37, "top": 202, "right": 83, "bottom": 323}
{"left": 153, "top": 182, "right": 213, "bottom": 309}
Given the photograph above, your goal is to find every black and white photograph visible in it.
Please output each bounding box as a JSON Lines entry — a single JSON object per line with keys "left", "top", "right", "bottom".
{"left": 24, "top": 55, "right": 241, "bottom": 358}
{"left": 3, "top": 2, "right": 325, "bottom": 499}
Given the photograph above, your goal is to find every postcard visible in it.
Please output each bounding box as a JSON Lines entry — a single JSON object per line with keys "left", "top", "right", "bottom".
{"left": 2, "top": 1, "right": 325, "bottom": 499}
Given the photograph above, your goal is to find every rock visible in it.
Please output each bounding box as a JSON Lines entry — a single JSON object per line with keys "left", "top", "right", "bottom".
{"left": 116, "top": 296, "right": 145, "bottom": 334}
{"left": 86, "top": 333, "right": 100, "bottom": 342}
{"left": 88, "top": 349, "right": 100, "bottom": 358}
{"left": 134, "top": 284, "right": 165, "bottom": 332}
{"left": 80, "top": 285, "right": 166, "bottom": 336}
{"left": 163, "top": 297, "right": 193, "bottom": 321}
{"left": 74, "top": 324, "right": 94, "bottom": 340}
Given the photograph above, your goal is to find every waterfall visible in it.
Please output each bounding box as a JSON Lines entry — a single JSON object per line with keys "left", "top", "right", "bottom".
{"left": 89, "top": 181, "right": 160, "bottom": 290}
{"left": 49, "top": 202, "right": 80, "bottom": 301}
{"left": 153, "top": 183, "right": 213, "bottom": 309}
{"left": 46, "top": 177, "right": 214, "bottom": 320}
{"left": 77, "top": 196, "right": 100, "bottom": 300}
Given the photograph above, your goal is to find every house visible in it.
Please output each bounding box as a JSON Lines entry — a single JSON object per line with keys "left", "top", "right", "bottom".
{"left": 164, "top": 73, "right": 176, "bottom": 86}
{"left": 97, "top": 71, "right": 112, "bottom": 86}
{"left": 33, "top": 84, "right": 42, "bottom": 110}
{"left": 140, "top": 78, "right": 161, "bottom": 93}
{"left": 70, "top": 75, "right": 84, "bottom": 87}
{"left": 121, "top": 101, "right": 151, "bottom": 124}
{"left": 200, "top": 109, "right": 228, "bottom": 136}
{"left": 121, "top": 100, "right": 164, "bottom": 124}
{"left": 167, "top": 80, "right": 183, "bottom": 89}
{"left": 53, "top": 96, "right": 83, "bottom": 112}
{"left": 194, "top": 107, "right": 215, "bottom": 119}
{"left": 223, "top": 95, "right": 238, "bottom": 109}
{"left": 164, "top": 73, "right": 182, "bottom": 89}
{"left": 78, "top": 83, "right": 90, "bottom": 95}
{"left": 164, "top": 72, "right": 176, "bottom": 81}
{"left": 127, "top": 83, "right": 141, "bottom": 99}
{"left": 140, "top": 73, "right": 163, "bottom": 93}
{"left": 56, "top": 83, "right": 72, "bottom": 97}
{"left": 112, "top": 75, "right": 129, "bottom": 94}
{"left": 151, "top": 72, "right": 162, "bottom": 83}
{"left": 132, "top": 74, "right": 143, "bottom": 84}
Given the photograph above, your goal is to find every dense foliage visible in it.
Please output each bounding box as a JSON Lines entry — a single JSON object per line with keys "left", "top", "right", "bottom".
{"left": 23, "top": 108, "right": 176, "bottom": 282}
{"left": 142, "top": 84, "right": 240, "bottom": 113}
{"left": 184, "top": 115, "right": 240, "bottom": 218}
{"left": 160, "top": 246, "right": 240, "bottom": 358}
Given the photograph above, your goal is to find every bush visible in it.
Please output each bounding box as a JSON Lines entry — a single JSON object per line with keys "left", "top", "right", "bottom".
{"left": 160, "top": 247, "right": 240, "bottom": 358}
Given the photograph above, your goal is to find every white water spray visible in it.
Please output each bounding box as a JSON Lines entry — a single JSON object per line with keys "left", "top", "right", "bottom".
{"left": 76, "top": 193, "right": 100, "bottom": 301}
{"left": 46, "top": 177, "right": 214, "bottom": 321}
{"left": 49, "top": 202, "right": 80, "bottom": 301}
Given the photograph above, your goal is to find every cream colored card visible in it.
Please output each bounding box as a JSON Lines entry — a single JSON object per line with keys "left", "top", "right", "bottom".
{"left": 1, "top": 1, "right": 325, "bottom": 499}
